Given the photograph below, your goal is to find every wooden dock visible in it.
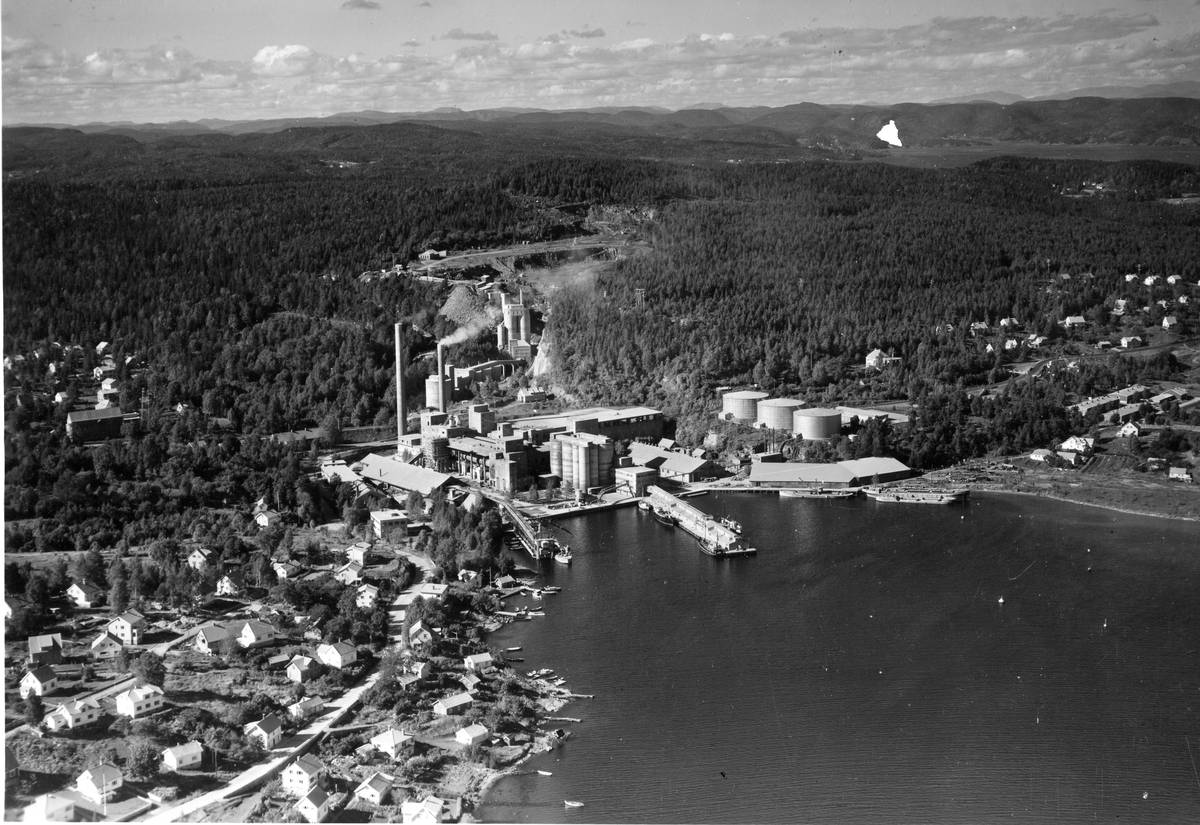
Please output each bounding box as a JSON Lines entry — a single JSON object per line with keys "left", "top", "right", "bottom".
{"left": 646, "top": 486, "right": 756, "bottom": 557}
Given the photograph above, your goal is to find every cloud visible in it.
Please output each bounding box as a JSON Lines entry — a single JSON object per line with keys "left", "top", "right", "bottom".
{"left": 418, "top": 1, "right": 431, "bottom": 5}
{"left": 566, "top": 27, "right": 606, "bottom": 39}
{"left": 4, "top": 11, "right": 1195, "bottom": 124}
{"left": 441, "top": 28, "right": 498, "bottom": 42}
{"left": 342, "top": 0, "right": 381, "bottom": 9}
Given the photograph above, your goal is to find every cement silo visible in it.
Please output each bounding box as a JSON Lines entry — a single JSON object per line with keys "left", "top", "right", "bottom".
{"left": 721, "top": 390, "right": 769, "bottom": 422}
{"left": 793, "top": 407, "right": 843, "bottom": 441}
{"left": 425, "top": 375, "right": 442, "bottom": 409}
{"left": 756, "top": 398, "right": 805, "bottom": 431}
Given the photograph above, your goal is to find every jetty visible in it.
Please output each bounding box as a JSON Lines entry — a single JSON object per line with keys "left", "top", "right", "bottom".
{"left": 646, "top": 486, "right": 757, "bottom": 557}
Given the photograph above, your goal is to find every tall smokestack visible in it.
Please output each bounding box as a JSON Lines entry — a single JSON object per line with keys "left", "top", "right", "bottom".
{"left": 437, "top": 343, "right": 447, "bottom": 413}
{"left": 394, "top": 322, "right": 408, "bottom": 438}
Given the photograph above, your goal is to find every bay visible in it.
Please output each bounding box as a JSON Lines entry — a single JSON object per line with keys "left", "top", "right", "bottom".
{"left": 476, "top": 493, "right": 1200, "bottom": 823}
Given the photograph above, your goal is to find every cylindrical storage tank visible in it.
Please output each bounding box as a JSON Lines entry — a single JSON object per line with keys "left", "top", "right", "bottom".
{"left": 575, "top": 442, "right": 589, "bottom": 490}
{"left": 722, "top": 390, "right": 769, "bottom": 422}
{"left": 496, "top": 323, "right": 508, "bottom": 349}
{"left": 549, "top": 439, "right": 563, "bottom": 479}
{"left": 504, "top": 306, "right": 524, "bottom": 337}
{"left": 425, "top": 375, "right": 442, "bottom": 409}
{"left": 561, "top": 439, "right": 575, "bottom": 488}
{"left": 793, "top": 407, "right": 843, "bottom": 441}
{"left": 757, "top": 398, "right": 805, "bottom": 431}
{"left": 597, "top": 442, "right": 614, "bottom": 486}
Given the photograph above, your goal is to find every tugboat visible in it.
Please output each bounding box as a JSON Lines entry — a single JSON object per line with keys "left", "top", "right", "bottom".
{"left": 652, "top": 507, "right": 677, "bottom": 527}
{"left": 718, "top": 516, "right": 743, "bottom": 534}
{"left": 554, "top": 546, "right": 573, "bottom": 565}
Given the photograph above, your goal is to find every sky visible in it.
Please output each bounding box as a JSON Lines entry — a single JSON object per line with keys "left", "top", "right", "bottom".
{"left": 2, "top": 0, "right": 1198, "bottom": 124}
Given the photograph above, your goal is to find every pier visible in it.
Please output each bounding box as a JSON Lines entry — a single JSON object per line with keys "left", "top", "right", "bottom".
{"left": 646, "top": 486, "right": 757, "bottom": 557}
{"left": 493, "top": 496, "right": 557, "bottom": 561}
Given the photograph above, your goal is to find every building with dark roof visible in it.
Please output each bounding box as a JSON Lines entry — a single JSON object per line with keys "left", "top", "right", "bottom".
{"left": 66, "top": 407, "right": 126, "bottom": 440}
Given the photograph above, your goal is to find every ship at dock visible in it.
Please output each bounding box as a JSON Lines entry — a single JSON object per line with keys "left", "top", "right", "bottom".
{"left": 779, "top": 487, "right": 859, "bottom": 499}
{"left": 647, "top": 486, "right": 757, "bottom": 557}
{"left": 863, "top": 486, "right": 968, "bottom": 504}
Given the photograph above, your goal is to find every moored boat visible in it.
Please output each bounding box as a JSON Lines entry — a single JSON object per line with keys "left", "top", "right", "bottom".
{"left": 554, "top": 547, "right": 573, "bottom": 564}
{"left": 718, "top": 515, "right": 743, "bottom": 533}
{"left": 780, "top": 487, "right": 859, "bottom": 499}
{"left": 637, "top": 498, "right": 652, "bottom": 511}
{"left": 652, "top": 507, "right": 676, "bottom": 527}
{"left": 863, "top": 486, "right": 968, "bottom": 504}
{"left": 564, "top": 800, "right": 584, "bottom": 808}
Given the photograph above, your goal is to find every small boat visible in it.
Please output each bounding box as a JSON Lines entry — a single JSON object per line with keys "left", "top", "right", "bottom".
{"left": 506, "top": 646, "right": 523, "bottom": 652}
{"left": 506, "top": 656, "right": 525, "bottom": 662}
{"left": 554, "top": 547, "right": 573, "bottom": 565}
{"left": 529, "top": 611, "right": 546, "bottom": 617}
{"left": 863, "top": 486, "right": 968, "bottom": 504}
{"left": 542, "top": 586, "right": 561, "bottom": 594}
{"left": 551, "top": 677, "right": 566, "bottom": 686}
{"left": 718, "top": 516, "right": 743, "bottom": 533}
{"left": 637, "top": 499, "right": 652, "bottom": 511}
{"left": 537, "top": 770, "right": 553, "bottom": 776}
{"left": 779, "top": 487, "right": 858, "bottom": 499}
{"left": 564, "top": 801, "right": 584, "bottom": 808}
{"left": 652, "top": 508, "right": 676, "bottom": 527}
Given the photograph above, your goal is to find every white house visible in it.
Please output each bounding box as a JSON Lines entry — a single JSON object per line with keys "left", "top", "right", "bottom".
{"left": 115, "top": 684, "right": 165, "bottom": 718}
{"left": 45, "top": 698, "right": 104, "bottom": 731}
{"left": 287, "top": 655, "right": 321, "bottom": 684}
{"left": 162, "top": 741, "right": 204, "bottom": 771}
{"left": 216, "top": 572, "right": 245, "bottom": 597}
{"left": 28, "top": 634, "right": 64, "bottom": 666}
{"left": 77, "top": 762, "right": 123, "bottom": 804}
{"left": 334, "top": 561, "right": 364, "bottom": 585}
{"left": 255, "top": 510, "right": 282, "bottom": 529}
{"left": 186, "top": 547, "right": 213, "bottom": 571}
{"left": 455, "top": 723, "right": 488, "bottom": 746}
{"left": 237, "top": 620, "right": 278, "bottom": 649}
{"left": 371, "top": 728, "right": 414, "bottom": 759}
{"left": 1060, "top": 436, "right": 1095, "bottom": 455}
{"left": 273, "top": 561, "right": 302, "bottom": 580}
{"left": 409, "top": 661, "right": 432, "bottom": 679}
{"left": 317, "top": 642, "right": 358, "bottom": 670}
{"left": 67, "top": 581, "right": 105, "bottom": 609}
{"left": 1163, "top": 316, "right": 1179, "bottom": 330}
{"left": 244, "top": 714, "right": 283, "bottom": 750}
{"left": 20, "top": 665, "right": 59, "bottom": 698}
{"left": 401, "top": 795, "right": 446, "bottom": 825}
{"left": 458, "top": 673, "right": 482, "bottom": 691}
{"left": 91, "top": 631, "right": 124, "bottom": 660}
{"left": 463, "top": 652, "right": 494, "bottom": 673}
{"left": 1121, "top": 336, "right": 1143, "bottom": 349}
{"left": 1169, "top": 467, "right": 1193, "bottom": 483}
{"left": 23, "top": 793, "right": 75, "bottom": 822}
{"left": 416, "top": 582, "right": 448, "bottom": 602}
{"left": 107, "top": 612, "right": 147, "bottom": 645}
{"left": 1030, "top": 449, "right": 1055, "bottom": 463}
{"left": 1117, "top": 422, "right": 1141, "bottom": 438}
{"left": 370, "top": 510, "right": 408, "bottom": 541}
{"left": 354, "top": 772, "right": 394, "bottom": 806}
{"left": 1063, "top": 315, "right": 1086, "bottom": 328}
{"left": 288, "top": 696, "right": 324, "bottom": 719}
{"left": 433, "top": 693, "right": 473, "bottom": 716}
{"left": 346, "top": 544, "right": 372, "bottom": 566}
{"left": 356, "top": 584, "right": 380, "bottom": 609}
{"left": 195, "top": 623, "right": 231, "bottom": 655}
{"left": 295, "top": 786, "right": 333, "bottom": 823}
{"left": 408, "top": 621, "right": 434, "bottom": 648}
{"left": 282, "top": 754, "right": 325, "bottom": 797}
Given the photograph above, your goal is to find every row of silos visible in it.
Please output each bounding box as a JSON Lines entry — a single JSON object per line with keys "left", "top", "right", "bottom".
{"left": 549, "top": 433, "right": 614, "bottom": 490}
{"left": 720, "top": 390, "right": 843, "bottom": 440}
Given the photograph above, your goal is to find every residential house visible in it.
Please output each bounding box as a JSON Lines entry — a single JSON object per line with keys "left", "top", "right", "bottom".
{"left": 457, "top": 673, "right": 481, "bottom": 692}
{"left": 243, "top": 714, "right": 283, "bottom": 750}
{"left": 370, "top": 510, "right": 408, "bottom": 541}
{"left": 216, "top": 572, "right": 245, "bottom": 597}
{"left": 107, "top": 612, "right": 147, "bottom": 645}
{"left": 1169, "top": 467, "right": 1193, "bottom": 483}
{"left": 1030, "top": 449, "right": 1055, "bottom": 463}
{"left": 1121, "top": 336, "right": 1142, "bottom": 348}
{"left": 864, "top": 348, "right": 900, "bottom": 370}
{"left": 408, "top": 621, "right": 434, "bottom": 648}
{"left": 162, "top": 741, "right": 204, "bottom": 771}
{"left": 294, "top": 786, "right": 333, "bottom": 824}
{"left": 346, "top": 543, "right": 372, "bottom": 566}
{"left": 237, "top": 620, "right": 278, "bottom": 649}
{"left": 1117, "top": 422, "right": 1141, "bottom": 438}
{"left": 76, "top": 763, "right": 123, "bottom": 804}
{"left": 195, "top": 623, "right": 231, "bottom": 655}
{"left": 44, "top": 698, "right": 103, "bottom": 731}
{"left": 416, "top": 582, "right": 448, "bottom": 602}
{"left": 463, "top": 652, "right": 494, "bottom": 673}
{"left": 432, "top": 693, "right": 473, "bottom": 716}
{"left": 1059, "top": 436, "right": 1095, "bottom": 455}
{"left": 282, "top": 754, "right": 326, "bottom": 797}
{"left": 1163, "top": 316, "right": 1179, "bottom": 330}
{"left": 255, "top": 510, "right": 282, "bottom": 529}
{"left": 115, "top": 684, "right": 165, "bottom": 718}
{"left": 27, "top": 634, "right": 64, "bottom": 666}
{"left": 23, "top": 794, "right": 75, "bottom": 822}
{"left": 287, "top": 655, "right": 321, "bottom": 684}
{"left": 20, "top": 665, "right": 59, "bottom": 698}
{"left": 67, "top": 581, "right": 105, "bottom": 609}
{"left": 334, "top": 561, "right": 364, "bottom": 585}
{"left": 1057, "top": 451, "right": 1083, "bottom": 467}
{"left": 356, "top": 584, "right": 380, "bottom": 609}
{"left": 273, "top": 561, "right": 302, "bottom": 581}
{"left": 1063, "top": 315, "right": 1087, "bottom": 328}
{"left": 1114, "top": 404, "right": 1142, "bottom": 423}
{"left": 91, "top": 632, "right": 124, "bottom": 660}
{"left": 288, "top": 696, "right": 324, "bottom": 719}
{"left": 455, "top": 724, "right": 488, "bottom": 746}
{"left": 317, "top": 642, "right": 357, "bottom": 670}
{"left": 409, "top": 661, "right": 432, "bottom": 680}
{"left": 371, "top": 728, "right": 414, "bottom": 759}
{"left": 354, "top": 772, "right": 394, "bottom": 806}
{"left": 401, "top": 795, "right": 446, "bottom": 825}
{"left": 187, "top": 547, "right": 214, "bottom": 571}
{"left": 456, "top": 569, "right": 478, "bottom": 583}
{"left": 4, "top": 595, "right": 28, "bottom": 620}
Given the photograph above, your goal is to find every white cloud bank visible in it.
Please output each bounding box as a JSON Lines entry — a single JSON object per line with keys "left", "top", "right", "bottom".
{"left": 3, "top": 12, "right": 1196, "bottom": 124}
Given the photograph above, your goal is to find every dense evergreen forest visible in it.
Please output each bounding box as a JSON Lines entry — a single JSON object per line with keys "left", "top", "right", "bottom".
{"left": 4, "top": 123, "right": 1199, "bottom": 559}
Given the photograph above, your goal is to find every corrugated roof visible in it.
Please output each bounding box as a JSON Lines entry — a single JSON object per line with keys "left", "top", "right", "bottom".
{"left": 748, "top": 463, "right": 856, "bottom": 485}
{"left": 357, "top": 454, "right": 453, "bottom": 495}
{"left": 628, "top": 442, "right": 710, "bottom": 476}
{"left": 838, "top": 457, "right": 910, "bottom": 477}
{"left": 67, "top": 407, "right": 124, "bottom": 423}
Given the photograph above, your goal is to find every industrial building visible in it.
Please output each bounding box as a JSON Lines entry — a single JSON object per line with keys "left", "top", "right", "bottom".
{"left": 509, "top": 406, "right": 664, "bottom": 444}
{"left": 355, "top": 454, "right": 456, "bottom": 497}
{"left": 748, "top": 457, "right": 912, "bottom": 489}
{"left": 615, "top": 465, "right": 657, "bottom": 497}
{"left": 627, "top": 442, "right": 716, "bottom": 483}
{"left": 721, "top": 390, "right": 769, "bottom": 422}
{"left": 66, "top": 407, "right": 126, "bottom": 441}
{"left": 549, "top": 432, "right": 616, "bottom": 491}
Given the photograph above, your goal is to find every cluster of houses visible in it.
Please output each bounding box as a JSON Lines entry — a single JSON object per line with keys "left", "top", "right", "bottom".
{"left": 1069, "top": 384, "right": 1196, "bottom": 425}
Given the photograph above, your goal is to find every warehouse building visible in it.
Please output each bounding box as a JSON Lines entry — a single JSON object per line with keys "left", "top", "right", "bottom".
{"left": 509, "top": 406, "right": 664, "bottom": 444}
{"left": 627, "top": 442, "right": 716, "bottom": 483}
{"left": 66, "top": 407, "right": 127, "bottom": 441}
{"left": 747, "top": 457, "right": 911, "bottom": 489}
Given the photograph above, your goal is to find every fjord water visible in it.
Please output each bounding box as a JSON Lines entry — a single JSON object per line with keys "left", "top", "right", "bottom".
{"left": 476, "top": 494, "right": 1200, "bottom": 824}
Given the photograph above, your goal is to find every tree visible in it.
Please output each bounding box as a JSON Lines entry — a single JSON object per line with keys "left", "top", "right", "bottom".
{"left": 109, "top": 577, "right": 130, "bottom": 614}
{"left": 126, "top": 741, "right": 161, "bottom": 780}
{"left": 24, "top": 693, "right": 45, "bottom": 727}
{"left": 134, "top": 651, "right": 167, "bottom": 687}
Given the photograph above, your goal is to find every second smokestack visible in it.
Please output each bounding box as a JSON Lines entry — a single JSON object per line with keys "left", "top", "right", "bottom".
{"left": 437, "top": 343, "right": 447, "bottom": 413}
{"left": 394, "top": 322, "right": 408, "bottom": 438}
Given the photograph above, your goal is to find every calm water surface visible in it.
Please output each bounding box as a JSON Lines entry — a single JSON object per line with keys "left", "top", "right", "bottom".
{"left": 476, "top": 493, "right": 1200, "bottom": 823}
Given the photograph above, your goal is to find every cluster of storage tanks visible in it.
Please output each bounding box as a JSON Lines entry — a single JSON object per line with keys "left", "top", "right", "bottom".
{"left": 720, "top": 390, "right": 842, "bottom": 440}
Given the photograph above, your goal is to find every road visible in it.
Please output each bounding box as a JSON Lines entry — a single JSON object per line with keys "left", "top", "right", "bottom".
{"left": 411, "top": 235, "right": 637, "bottom": 274}
{"left": 142, "top": 546, "right": 437, "bottom": 824}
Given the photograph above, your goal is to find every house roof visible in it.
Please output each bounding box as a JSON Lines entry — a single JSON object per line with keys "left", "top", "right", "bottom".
{"left": 302, "top": 786, "right": 330, "bottom": 807}
{"left": 197, "top": 624, "right": 230, "bottom": 644}
{"left": 465, "top": 653, "right": 493, "bottom": 664}
{"left": 121, "top": 685, "right": 163, "bottom": 702}
{"left": 163, "top": 741, "right": 203, "bottom": 760}
{"left": 289, "top": 655, "right": 317, "bottom": 671}
{"left": 292, "top": 754, "right": 325, "bottom": 776}
{"left": 25, "top": 665, "right": 57, "bottom": 683}
{"left": 79, "top": 762, "right": 122, "bottom": 785}
{"left": 240, "top": 620, "right": 275, "bottom": 638}
{"left": 372, "top": 728, "right": 413, "bottom": 748}
{"left": 459, "top": 723, "right": 488, "bottom": 738}
{"left": 329, "top": 642, "right": 356, "bottom": 656}
{"left": 92, "top": 632, "right": 123, "bottom": 649}
{"left": 338, "top": 561, "right": 364, "bottom": 575}
{"left": 355, "top": 772, "right": 393, "bottom": 796}
{"left": 67, "top": 408, "right": 125, "bottom": 423}
{"left": 112, "top": 612, "right": 147, "bottom": 628}
{"left": 70, "top": 581, "right": 105, "bottom": 597}
{"left": 247, "top": 713, "right": 282, "bottom": 734}
{"left": 356, "top": 453, "right": 454, "bottom": 496}
{"left": 436, "top": 692, "right": 473, "bottom": 709}
{"left": 28, "top": 634, "right": 63, "bottom": 654}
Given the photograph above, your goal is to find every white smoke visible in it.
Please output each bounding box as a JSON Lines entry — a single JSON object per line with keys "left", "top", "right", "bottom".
{"left": 876, "top": 120, "right": 902, "bottom": 147}
{"left": 438, "top": 315, "right": 496, "bottom": 347}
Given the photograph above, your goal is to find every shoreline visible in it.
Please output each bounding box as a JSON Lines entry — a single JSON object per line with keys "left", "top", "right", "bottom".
{"left": 975, "top": 487, "right": 1200, "bottom": 523}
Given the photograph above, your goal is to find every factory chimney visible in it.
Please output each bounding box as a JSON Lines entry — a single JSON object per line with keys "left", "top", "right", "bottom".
{"left": 437, "top": 343, "right": 448, "bottom": 413}
{"left": 394, "top": 322, "right": 409, "bottom": 438}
